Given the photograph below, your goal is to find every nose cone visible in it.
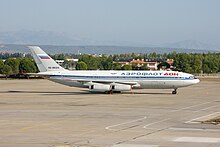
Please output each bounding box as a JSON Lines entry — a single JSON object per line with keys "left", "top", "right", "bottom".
{"left": 193, "top": 79, "right": 200, "bottom": 84}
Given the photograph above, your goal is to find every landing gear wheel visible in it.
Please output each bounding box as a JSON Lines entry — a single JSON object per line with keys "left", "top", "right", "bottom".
{"left": 172, "top": 89, "right": 177, "bottom": 94}
{"left": 106, "top": 90, "right": 113, "bottom": 94}
{"left": 114, "top": 91, "right": 121, "bottom": 93}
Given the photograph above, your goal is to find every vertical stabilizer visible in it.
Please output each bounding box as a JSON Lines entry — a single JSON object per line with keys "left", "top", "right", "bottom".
{"left": 28, "top": 46, "right": 66, "bottom": 72}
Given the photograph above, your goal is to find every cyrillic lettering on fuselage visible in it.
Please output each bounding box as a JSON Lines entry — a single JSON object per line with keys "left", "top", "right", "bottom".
{"left": 164, "top": 72, "right": 179, "bottom": 76}
{"left": 121, "top": 72, "right": 164, "bottom": 76}
{"left": 121, "top": 72, "right": 179, "bottom": 76}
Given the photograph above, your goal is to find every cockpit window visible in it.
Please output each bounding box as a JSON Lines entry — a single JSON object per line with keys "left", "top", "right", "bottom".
{"left": 189, "top": 76, "right": 197, "bottom": 79}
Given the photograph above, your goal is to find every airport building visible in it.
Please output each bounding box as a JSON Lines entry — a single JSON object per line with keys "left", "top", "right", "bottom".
{"left": 114, "top": 58, "right": 174, "bottom": 70}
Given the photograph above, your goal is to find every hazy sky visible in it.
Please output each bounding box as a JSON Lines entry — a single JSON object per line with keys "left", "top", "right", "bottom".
{"left": 1, "top": 0, "right": 220, "bottom": 46}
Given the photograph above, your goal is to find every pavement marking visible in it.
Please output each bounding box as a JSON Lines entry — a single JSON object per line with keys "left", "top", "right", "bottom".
{"left": 55, "top": 144, "right": 71, "bottom": 147}
{"left": 194, "top": 104, "right": 220, "bottom": 112}
{"left": 173, "top": 137, "right": 220, "bottom": 143}
{"left": 185, "top": 111, "right": 220, "bottom": 124}
{"left": 0, "top": 141, "right": 58, "bottom": 144}
{"left": 143, "top": 118, "right": 170, "bottom": 129}
{"left": 105, "top": 116, "right": 147, "bottom": 131}
{"left": 111, "top": 144, "right": 158, "bottom": 147}
{"left": 168, "top": 127, "right": 220, "bottom": 132}
{"left": 20, "top": 120, "right": 66, "bottom": 131}
{"left": 70, "top": 130, "right": 97, "bottom": 137}
{"left": 171, "top": 102, "right": 212, "bottom": 112}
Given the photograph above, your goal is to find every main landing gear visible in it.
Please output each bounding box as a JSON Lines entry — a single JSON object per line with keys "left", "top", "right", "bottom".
{"left": 172, "top": 88, "right": 177, "bottom": 94}
{"left": 105, "top": 90, "right": 121, "bottom": 94}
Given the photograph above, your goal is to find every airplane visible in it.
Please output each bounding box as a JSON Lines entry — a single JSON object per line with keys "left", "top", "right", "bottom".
{"left": 28, "top": 46, "right": 200, "bottom": 94}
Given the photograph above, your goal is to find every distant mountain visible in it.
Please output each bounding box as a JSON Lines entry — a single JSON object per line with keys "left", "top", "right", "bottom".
{"left": 0, "top": 44, "right": 219, "bottom": 54}
{"left": 162, "top": 40, "right": 219, "bottom": 50}
{"left": 0, "top": 30, "right": 155, "bottom": 47}
{"left": 0, "top": 30, "right": 91, "bottom": 45}
{"left": 0, "top": 30, "right": 219, "bottom": 51}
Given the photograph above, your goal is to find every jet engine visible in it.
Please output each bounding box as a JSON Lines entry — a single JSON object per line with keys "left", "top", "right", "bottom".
{"left": 89, "top": 83, "right": 111, "bottom": 92}
{"left": 111, "top": 84, "right": 131, "bottom": 91}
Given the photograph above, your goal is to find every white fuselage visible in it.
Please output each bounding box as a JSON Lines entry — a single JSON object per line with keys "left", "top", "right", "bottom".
{"left": 28, "top": 46, "right": 200, "bottom": 94}
{"left": 42, "top": 70, "right": 200, "bottom": 90}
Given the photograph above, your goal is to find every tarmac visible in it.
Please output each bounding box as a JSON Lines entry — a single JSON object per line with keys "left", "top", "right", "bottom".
{"left": 0, "top": 79, "right": 219, "bottom": 147}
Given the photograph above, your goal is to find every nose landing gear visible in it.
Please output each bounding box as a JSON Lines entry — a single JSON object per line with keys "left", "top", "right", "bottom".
{"left": 172, "top": 88, "right": 177, "bottom": 94}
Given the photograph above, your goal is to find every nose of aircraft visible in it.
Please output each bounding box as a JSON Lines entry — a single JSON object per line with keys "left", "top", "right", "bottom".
{"left": 193, "top": 78, "right": 200, "bottom": 84}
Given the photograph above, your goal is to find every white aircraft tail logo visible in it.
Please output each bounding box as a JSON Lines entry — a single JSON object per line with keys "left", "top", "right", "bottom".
{"left": 28, "top": 46, "right": 66, "bottom": 72}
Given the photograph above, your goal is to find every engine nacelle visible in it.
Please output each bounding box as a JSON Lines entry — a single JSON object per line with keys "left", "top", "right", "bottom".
{"left": 89, "top": 83, "right": 111, "bottom": 92}
{"left": 111, "top": 84, "right": 131, "bottom": 91}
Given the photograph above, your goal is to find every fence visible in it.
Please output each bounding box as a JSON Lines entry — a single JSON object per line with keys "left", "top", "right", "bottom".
{"left": 195, "top": 74, "right": 220, "bottom": 78}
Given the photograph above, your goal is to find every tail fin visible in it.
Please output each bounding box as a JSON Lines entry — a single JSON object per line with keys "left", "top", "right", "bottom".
{"left": 28, "top": 46, "right": 66, "bottom": 72}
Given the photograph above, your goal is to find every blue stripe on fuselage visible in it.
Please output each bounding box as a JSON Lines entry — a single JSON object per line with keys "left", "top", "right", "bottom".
{"left": 49, "top": 75, "right": 192, "bottom": 80}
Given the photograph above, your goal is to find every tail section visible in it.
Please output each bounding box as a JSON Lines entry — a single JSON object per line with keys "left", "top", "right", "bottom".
{"left": 28, "top": 46, "right": 66, "bottom": 72}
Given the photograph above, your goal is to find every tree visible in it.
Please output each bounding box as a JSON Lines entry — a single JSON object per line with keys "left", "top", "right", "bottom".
{"left": 4, "top": 58, "right": 20, "bottom": 75}
{"left": 140, "top": 64, "right": 149, "bottom": 70}
{"left": 111, "top": 63, "right": 122, "bottom": 70}
{"left": 157, "top": 62, "right": 170, "bottom": 70}
{"left": 148, "top": 52, "right": 157, "bottom": 59}
{"left": 2, "top": 65, "right": 12, "bottom": 79}
{"left": 131, "top": 63, "right": 139, "bottom": 70}
{"left": 19, "top": 58, "right": 37, "bottom": 73}
{"left": 76, "top": 61, "right": 87, "bottom": 70}
{"left": 192, "top": 55, "right": 202, "bottom": 73}
{"left": 202, "top": 64, "right": 211, "bottom": 73}
{"left": 0, "top": 60, "right": 4, "bottom": 74}
{"left": 173, "top": 53, "right": 192, "bottom": 72}
{"left": 202, "top": 54, "right": 219, "bottom": 73}
{"left": 121, "top": 64, "right": 132, "bottom": 70}
{"left": 63, "top": 60, "right": 76, "bottom": 69}
{"left": 79, "top": 55, "right": 99, "bottom": 70}
{"left": 99, "top": 57, "right": 113, "bottom": 70}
